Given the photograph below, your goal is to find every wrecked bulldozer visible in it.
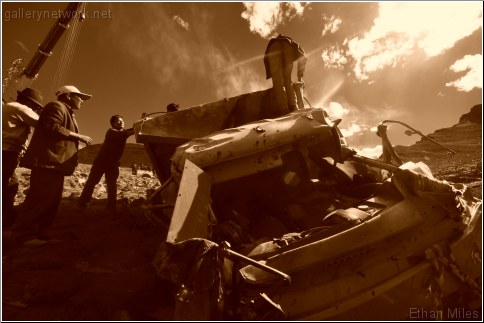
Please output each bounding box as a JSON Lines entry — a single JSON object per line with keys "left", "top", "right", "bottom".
{"left": 133, "top": 86, "right": 482, "bottom": 320}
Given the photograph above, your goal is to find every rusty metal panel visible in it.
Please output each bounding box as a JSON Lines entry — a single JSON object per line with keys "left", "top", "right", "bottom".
{"left": 174, "top": 110, "right": 333, "bottom": 170}
{"left": 239, "top": 200, "right": 423, "bottom": 284}
{"left": 134, "top": 88, "right": 275, "bottom": 144}
{"left": 167, "top": 159, "right": 213, "bottom": 243}
{"left": 205, "top": 145, "right": 287, "bottom": 184}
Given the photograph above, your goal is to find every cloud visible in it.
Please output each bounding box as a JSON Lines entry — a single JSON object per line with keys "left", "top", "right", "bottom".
{"left": 321, "top": 45, "right": 348, "bottom": 70}
{"left": 214, "top": 67, "right": 264, "bottom": 98}
{"left": 107, "top": 3, "right": 265, "bottom": 99}
{"left": 321, "top": 14, "right": 342, "bottom": 37}
{"left": 323, "top": 101, "right": 366, "bottom": 139}
{"left": 340, "top": 123, "right": 362, "bottom": 138}
{"left": 173, "top": 15, "right": 190, "bottom": 31}
{"left": 241, "top": 2, "right": 310, "bottom": 38}
{"left": 323, "top": 2, "right": 482, "bottom": 81}
{"left": 325, "top": 101, "right": 349, "bottom": 119}
{"left": 318, "top": 99, "right": 408, "bottom": 151}
{"left": 355, "top": 145, "right": 382, "bottom": 158}
{"left": 446, "top": 54, "right": 482, "bottom": 92}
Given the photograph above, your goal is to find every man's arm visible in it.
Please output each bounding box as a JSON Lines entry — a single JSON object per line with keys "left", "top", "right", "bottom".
{"left": 69, "top": 131, "right": 92, "bottom": 145}
{"left": 39, "top": 102, "right": 72, "bottom": 138}
{"left": 126, "top": 127, "right": 135, "bottom": 137}
{"left": 105, "top": 127, "right": 134, "bottom": 141}
{"left": 40, "top": 102, "right": 92, "bottom": 145}
{"left": 17, "top": 105, "right": 39, "bottom": 127}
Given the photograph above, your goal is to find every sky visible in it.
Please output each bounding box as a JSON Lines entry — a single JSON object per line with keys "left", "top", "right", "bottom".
{"left": 2, "top": 1, "right": 482, "bottom": 157}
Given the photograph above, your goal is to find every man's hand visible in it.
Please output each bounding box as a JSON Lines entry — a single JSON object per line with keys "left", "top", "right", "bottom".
{"left": 69, "top": 131, "right": 92, "bottom": 145}
{"left": 79, "top": 135, "right": 92, "bottom": 146}
{"left": 79, "top": 134, "right": 92, "bottom": 146}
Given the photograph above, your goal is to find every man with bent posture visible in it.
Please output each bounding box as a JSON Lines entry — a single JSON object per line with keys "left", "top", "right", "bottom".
{"left": 78, "top": 115, "right": 134, "bottom": 212}
{"left": 2, "top": 87, "right": 44, "bottom": 228}
{"left": 14, "top": 85, "right": 92, "bottom": 246}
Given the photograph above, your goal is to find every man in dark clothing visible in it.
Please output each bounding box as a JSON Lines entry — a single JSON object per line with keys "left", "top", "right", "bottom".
{"left": 264, "top": 34, "right": 307, "bottom": 114}
{"left": 166, "top": 103, "right": 179, "bottom": 112}
{"left": 78, "top": 115, "right": 134, "bottom": 211}
{"left": 14, "top": 85, "right": 92, "bottom": 246}
{"left": 2, "top": 87, "right": 44, "bottom": 228}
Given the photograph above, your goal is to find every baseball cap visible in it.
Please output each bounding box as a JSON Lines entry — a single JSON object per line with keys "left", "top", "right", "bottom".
{"left": 55, "top": 85, "right": 92, "bottom": 100}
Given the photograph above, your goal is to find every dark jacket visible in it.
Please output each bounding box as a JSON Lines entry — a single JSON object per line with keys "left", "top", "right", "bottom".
{"left": 21, "top": 101, "right": 80, "bottom": 175}
{"left": 264, "top": 35, "right": 307, "bottom": 80}
{"left": 94, "top": 128, "right": 133, "bottom": 166}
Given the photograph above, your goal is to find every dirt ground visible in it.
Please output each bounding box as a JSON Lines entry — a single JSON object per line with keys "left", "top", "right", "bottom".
{"left": 2, "top": 164, "right": 176, "bottom": 321}
{"left": 1, "top": 117, "right": 482, "bottom": 320}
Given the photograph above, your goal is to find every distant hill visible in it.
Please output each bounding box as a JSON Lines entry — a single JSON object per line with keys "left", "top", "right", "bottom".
{"left": 78, "top": 143, "right": 151, "bottom": 167}
{"left": 459, "top": 104, "right": 482, "bottom": 124}
{"left": 394, "top": 104, "right": 482, "bottom": 197}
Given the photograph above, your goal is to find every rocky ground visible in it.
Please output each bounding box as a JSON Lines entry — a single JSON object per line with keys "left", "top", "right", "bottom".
{"left": 2, "top": 165, "right": 177, "bottom": 320}
{"left": 1, "top": 105, "right": 481, "bottom": 320}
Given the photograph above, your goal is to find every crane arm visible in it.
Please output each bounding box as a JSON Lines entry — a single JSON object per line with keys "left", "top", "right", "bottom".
{"left": 24, "top": 2, "right": 83, "bottom": 79}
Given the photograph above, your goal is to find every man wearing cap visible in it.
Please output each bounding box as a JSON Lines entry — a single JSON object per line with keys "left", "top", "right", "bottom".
{"left": 14, "top": 85, "right": 93, "bottom": 246}
{"left": 2, "top": 87, "right": 44, "bottom": 228}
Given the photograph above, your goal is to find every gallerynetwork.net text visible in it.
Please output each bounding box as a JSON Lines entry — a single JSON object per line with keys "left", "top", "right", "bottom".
{"left": 4, "top": 9, "right": 112, "bottom": 22}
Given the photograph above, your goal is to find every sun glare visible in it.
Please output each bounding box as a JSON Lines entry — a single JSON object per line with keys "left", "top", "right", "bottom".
{"left": 340, "top": 2, "right": 483, "bottom": 81}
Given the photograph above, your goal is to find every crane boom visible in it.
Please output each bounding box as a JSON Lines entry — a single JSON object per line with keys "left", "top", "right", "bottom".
{"left": 3, "top": 2, "right": 84, "bottom": 102}
{"left": 23, "top": 2, "right": 83, "bottom": 79}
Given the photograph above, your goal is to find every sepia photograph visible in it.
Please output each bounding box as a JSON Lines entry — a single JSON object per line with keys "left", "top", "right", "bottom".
{"left": 1, "top": 1, "right": 482, "bottom": 321}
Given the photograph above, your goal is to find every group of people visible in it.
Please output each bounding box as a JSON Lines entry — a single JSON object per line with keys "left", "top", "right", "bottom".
{"left": 2, "top": 85, "right": 135, "bottom": 246}
{"left": 131, "top": 163, "right": 153, "bottom": 175}
{"left": 2, "top": 33, "right": 306, "bottom": 246}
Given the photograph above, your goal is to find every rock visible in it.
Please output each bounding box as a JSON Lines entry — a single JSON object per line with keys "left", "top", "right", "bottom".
{"left": 458, "top": 104, "right": 482, "bottom": 124}
{"left": 394, "top": 105, "right": 482, "bottom": 198}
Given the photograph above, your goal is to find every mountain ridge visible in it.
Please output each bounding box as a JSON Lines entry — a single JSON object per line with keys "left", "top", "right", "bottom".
{"left": 394, "top": 104, "right": 482, "bottom": 197}
{"left": 78, "top": 143, "right": 151, "bottom": 168}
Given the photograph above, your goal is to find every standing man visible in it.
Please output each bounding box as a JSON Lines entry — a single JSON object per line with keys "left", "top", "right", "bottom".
{"left": 264, "top": 34, "right": 307, "bottom": 114}
{"left": 14, "top": 85, "right": 92, "bottom": 245}
{"left": 78, "top": 115, "right": 134, "bottom": 212}
{"left": 2, "top": 88, "right": 44, "bottom": 228}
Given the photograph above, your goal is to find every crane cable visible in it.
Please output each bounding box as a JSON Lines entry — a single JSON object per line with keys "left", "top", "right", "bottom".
{"left": 51, "top": 3, "right": 87, "bottom": 98}
{"left": 52, "top": 3, "right": 84, "bottom": 95}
